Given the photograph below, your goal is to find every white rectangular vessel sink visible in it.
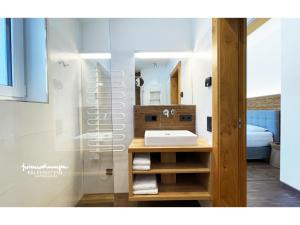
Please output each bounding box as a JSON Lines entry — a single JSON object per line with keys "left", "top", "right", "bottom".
{"left": 144, "top": 130, "right": 198, "bottom": 146}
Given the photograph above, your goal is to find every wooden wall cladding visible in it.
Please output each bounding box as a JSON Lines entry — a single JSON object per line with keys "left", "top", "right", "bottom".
{"left": 134, "top": 105, "right": 196, "bottom": 137}
{"left": 212, "top": 19, "right": 247, "bottom": 206}
{"left": 247, "top": 94, "right": 280, "bottom": 110}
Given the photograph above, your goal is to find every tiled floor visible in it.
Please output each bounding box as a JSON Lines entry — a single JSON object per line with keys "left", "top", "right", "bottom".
{"left": 77, "top": 162, "right": 300, "bottom": 207}
{"left": 247, "top": 161, "right": 300, "bottom": 207}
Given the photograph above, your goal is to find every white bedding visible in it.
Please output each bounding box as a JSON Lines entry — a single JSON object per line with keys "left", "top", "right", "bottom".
{"left": 247, "top": 131, "right": 273, "bottom": 147}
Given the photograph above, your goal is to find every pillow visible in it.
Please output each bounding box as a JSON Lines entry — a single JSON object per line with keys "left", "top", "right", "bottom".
{"left": 247, "top": 124, "right": 268, "bottom": 132}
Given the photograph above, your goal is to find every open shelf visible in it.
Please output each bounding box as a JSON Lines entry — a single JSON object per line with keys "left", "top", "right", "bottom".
{"left": 129, "top": 182, "right": 211, "bottom": 201}
{"left": 132, "top": 162, "right": 210, "bottom": 174}
{"left": 128, "top": 138, "right": 212, "bottom": 202}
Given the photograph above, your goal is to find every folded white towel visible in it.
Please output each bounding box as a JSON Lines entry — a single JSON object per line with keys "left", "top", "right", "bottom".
{"left": 133, "top": 164, "right": 150, "bottom": 171}
{"left": 133, "top": 153, "right": 151, "bottom": 165}
{"left": 133, "top": 188, "right": 158, "bottom": 195}
{"left": 133, "top": 174, "right": 157, "bottom": 190}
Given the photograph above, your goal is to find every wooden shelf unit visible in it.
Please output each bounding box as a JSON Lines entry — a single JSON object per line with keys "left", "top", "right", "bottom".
{"left": 128, "top": 138, "right": 212, "bottom": 201}
{"left": 132, "top": 162, "right": 210, "bottom": 174}
{"left": 129, "top": 183, "right": 211, "bottom": 201}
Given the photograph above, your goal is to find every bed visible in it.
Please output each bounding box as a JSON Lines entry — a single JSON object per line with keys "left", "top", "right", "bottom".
{"left": 247, "top": 110, "right": 280, "bottom": 160}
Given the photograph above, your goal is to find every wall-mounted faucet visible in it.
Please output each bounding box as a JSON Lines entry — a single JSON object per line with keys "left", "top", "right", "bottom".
{"left": 163, "top": 109, "right": 170, "bottom": 118}
{"left": 163, "top": 109, "right": 176, "bottom": 118}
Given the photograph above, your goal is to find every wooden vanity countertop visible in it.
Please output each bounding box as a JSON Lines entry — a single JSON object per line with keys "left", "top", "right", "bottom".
{"left": 128, "top": 138, "right": 212, "bottom": 153}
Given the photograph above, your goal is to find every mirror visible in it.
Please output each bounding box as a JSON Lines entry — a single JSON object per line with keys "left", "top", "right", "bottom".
{"left": 135, "top": 58, "right": 182, "bottom": 105}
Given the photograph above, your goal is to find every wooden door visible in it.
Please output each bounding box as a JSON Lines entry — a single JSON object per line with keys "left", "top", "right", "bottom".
{"left": 212, "top": 18, "right": 247, "bottom": 207}
{"left": 170, "top": 73, "right": 178, "bottom": 104}
{"left": 170, "top": 62, "right": 181, "bottom": 104}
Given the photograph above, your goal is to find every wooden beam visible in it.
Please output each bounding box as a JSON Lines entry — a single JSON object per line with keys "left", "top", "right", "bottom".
{"left": 247, "top": 18, "right": 270, "bottom": 35}
{"left": 212, "top": 18, "right": 247, "bottom": 207}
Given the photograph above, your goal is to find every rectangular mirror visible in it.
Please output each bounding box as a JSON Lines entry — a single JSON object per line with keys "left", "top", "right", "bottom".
{"left": 135, "top": 58, "right": 182, "bottom": 105}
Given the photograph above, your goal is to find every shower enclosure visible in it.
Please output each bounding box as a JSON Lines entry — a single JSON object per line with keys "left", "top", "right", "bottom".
{"left": 79, "top": 19, "right": 129, "bottom": 200}
{"left": 80, "top": 58, "right": 114, "bottom": 195}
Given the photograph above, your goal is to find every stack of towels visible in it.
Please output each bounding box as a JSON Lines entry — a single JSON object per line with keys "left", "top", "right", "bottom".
{"left": 133, "top": 153, "right": 151, "bottom": 171}
{"left": 133, "top": 174, "right": 158, "bottom": 195}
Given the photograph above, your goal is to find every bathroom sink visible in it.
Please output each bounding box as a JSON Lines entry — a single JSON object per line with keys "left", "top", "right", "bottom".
{"left": 144, "top": 130, "right": 198, "bottom": 146}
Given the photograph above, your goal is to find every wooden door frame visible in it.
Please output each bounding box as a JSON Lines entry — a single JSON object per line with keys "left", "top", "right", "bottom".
{"left": 170, "top": 61, "right": 181, "bottom": 104}
{"left": 212, "top": 18, "right": 247, "bottom": 207}
{"left": 247, "top": 18, "right": 270, "bottom": 36}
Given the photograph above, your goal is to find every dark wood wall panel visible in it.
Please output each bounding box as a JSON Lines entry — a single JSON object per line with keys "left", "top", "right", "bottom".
{"left": 247, "top": 94, "right": 280, "bottom": 110}
{"left": 134, "top": 105, "right": 196, "bottom": 138}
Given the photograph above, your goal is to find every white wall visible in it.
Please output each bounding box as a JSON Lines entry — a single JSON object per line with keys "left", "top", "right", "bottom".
{"left": 247, "top": 19, "right": 281, "bottom": 98}
{"left": 280, "top": 19, "right": 300, "bottom": 191}
{"left": 179, "top": 59, "right": 193, "bottom": 104}
{"left": 109, "top": 18, "right": 193, "bottom": 52}
{"left": 79, "top": 18, "right": 193, "bottom": 53}
{"left": 79, "top": 19, "right": 110, "bottom": 53}
{"left": 179, "top": 19, "right": 212, "bottom": 142}
{"left": 0, "top": 19, "right": 83, "bottom": 206}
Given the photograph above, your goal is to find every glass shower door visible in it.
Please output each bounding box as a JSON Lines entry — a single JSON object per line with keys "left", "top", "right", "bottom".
{"left": 80, "top": 58, "right": 114, "bottom": 196}
{"left": 78, "top": 18, "right": 114, "bottom": 199}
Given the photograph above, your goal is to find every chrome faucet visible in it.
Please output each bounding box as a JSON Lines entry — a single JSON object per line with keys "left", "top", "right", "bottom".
{"left": 163, "top": 109, "right": 176, "bottom": 118}
{"left": 163, "top": 109, "right": 170, "bottom": 118}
